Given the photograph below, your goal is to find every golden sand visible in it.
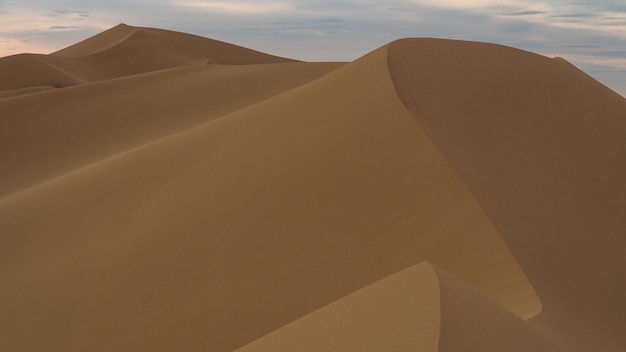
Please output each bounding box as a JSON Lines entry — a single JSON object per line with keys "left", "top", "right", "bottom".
{"left": 1, "top": 24, "right": 625, "bottom": 352}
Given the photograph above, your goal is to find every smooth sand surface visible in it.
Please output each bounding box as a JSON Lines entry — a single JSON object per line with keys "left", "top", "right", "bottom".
{"left": 434, "top": 265, "right": 569, "bottom": 352}
{"left": 237, "top": 263, "right": 568, "bottom": 352}
{"left": 0, "top": 61, "right": 343, "bottom": 198}
{"left": 0, "top": 53, "right": 84, "bottom": 90}
{"left": 0, "top": 85, "right": 54, "bottom": 99}
{"left": 236, "top": 262, "right": 441, "bottom": 352}
{"left": 0, "top": 41, "right": 537, "bottom": 351}
{"left": 388, "top": 38, "right": 626, "bottom": 352}
{"left": 1, "top": 25, "right": 625, "bottom": 352}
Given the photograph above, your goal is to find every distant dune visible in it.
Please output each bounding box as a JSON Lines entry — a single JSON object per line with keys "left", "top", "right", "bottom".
{"left": 0, "top": 24, "right": 296, "bottom": 91}
{"left": 1, "top": 24, "right": 625, "bottom": 352}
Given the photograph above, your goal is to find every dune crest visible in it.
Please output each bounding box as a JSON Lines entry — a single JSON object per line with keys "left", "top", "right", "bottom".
{"left": 51, "top": 23, "right": 137, "bottom": 58}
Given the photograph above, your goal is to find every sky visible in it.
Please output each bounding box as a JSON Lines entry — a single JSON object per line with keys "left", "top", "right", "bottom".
{"left": 1, "top": 0, "right": 625, "bottom": 96}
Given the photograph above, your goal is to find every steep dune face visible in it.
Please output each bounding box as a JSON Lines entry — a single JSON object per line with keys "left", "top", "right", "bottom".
{"left": 387, "top": 38, "right": 626, "bottom": 352}
{"left": 0, "top": 43, "right": 538, "bottom": 351}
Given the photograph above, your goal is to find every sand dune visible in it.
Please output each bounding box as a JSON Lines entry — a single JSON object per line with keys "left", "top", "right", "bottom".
{"left": 388, "top": 38, "right": 626, "bottom": 352}
{"left": 53, "top": 24, "right": 297, "bottom": 65}
{"left": 1, "top": 25, "right": 625, "bottom": 352}
{"left": 0, "top": 42, "right": 538, "bottom": 351}
{"left": 0, "top": 24, "right": 296, "bottom": 94}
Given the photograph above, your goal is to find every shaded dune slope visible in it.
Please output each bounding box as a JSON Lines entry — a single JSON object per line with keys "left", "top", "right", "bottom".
{"left": 0, "top": 24, "right": 297, "bottom": 93}
{"left": 1, "top": 44, "right": 539, "bottom": 351}
{"left": 388, "top": 38, "right": 626, "bottom": 352}
{"left": 435, "top": 264, "right": 568, "bottom": 352}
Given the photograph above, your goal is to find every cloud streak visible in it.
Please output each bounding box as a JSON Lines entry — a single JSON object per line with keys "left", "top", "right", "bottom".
{"left": 177, "top": 1, "right": 294, "bottom": 14}
{"left": 48, "top": 25, "right": 79, "bottom": 30}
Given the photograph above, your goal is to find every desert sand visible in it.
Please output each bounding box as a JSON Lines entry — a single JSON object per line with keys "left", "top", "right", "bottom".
{"left": 1, "top": 24, "right": 625, "bottom": 352}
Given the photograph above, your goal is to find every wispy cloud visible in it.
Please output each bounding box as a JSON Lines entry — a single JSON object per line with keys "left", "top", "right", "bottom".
{"left": 504, "top": 10, "right": 546, "bottom": 16}
{"left": 48, "top": 25, "right": 78, "bottom": 30}
{"left": 177, "top": 1, "right": 294, "bottom": 14}
{"left": 0, "top": 5, "right": 113, "bottom": 55}
{"left": 52, "top": 9, "right": 90, "bottom": 16}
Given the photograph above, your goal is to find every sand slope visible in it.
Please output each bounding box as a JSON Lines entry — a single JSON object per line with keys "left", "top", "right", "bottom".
{"left": 0, "top": 40, "right": 538, "bottom": 351}
{"left": 388, "top": 38, "right": 626, "bottom": 352}
{"left": 0, "top": 61, "right": 343, "bottom": 198}
{"left": 236, "top": 262, "right": 442, "bottom": 352}
{"left": 237, "top": 263, "right": 568, "bottom": 352}
{"left": 435, "top": 265, "right": 568, "bottom": 352}
{"left": 1, "top": 26, "right": 626, "bottom": 352}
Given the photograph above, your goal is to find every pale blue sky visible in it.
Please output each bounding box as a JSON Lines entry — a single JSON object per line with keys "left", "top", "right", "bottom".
{"left": 1, "top": 0, "right": 625, "bottom": 95}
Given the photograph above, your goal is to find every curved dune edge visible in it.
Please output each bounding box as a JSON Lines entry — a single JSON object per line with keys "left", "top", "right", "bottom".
{"left": 235, "top": 262, "right": 441, "bottom": 352}
{"left": 236, "top": 263, "right": 567, "bottom": 352}
{"left": 387, "top": 38, "right": 626, "bottom": 352}
{"left": 0, "top": 85, "right": 54, "bottom": 99}
{"left": 51, "top": 23, "right": 139, "bottom": 57}
{"left": 1, "top": 39, "right": 539, "bottom": 351}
